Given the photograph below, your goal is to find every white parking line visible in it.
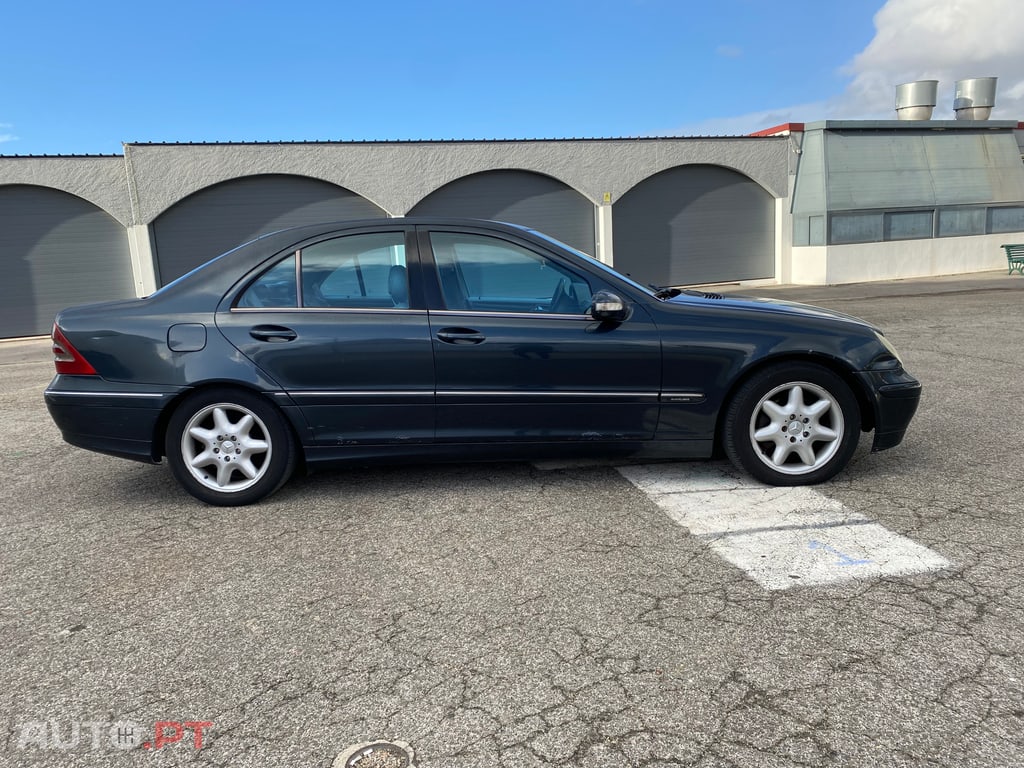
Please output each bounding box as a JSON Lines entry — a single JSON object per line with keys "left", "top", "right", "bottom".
{"left": 614, "top": 462, "right": 952, "bottom": 590}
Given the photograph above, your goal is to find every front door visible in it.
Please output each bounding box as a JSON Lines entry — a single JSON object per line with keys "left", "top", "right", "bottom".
{"left": 421, "top": 228, "right": 661, "bottom": 442}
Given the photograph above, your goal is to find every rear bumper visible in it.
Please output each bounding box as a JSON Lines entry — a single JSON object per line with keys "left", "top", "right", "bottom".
{"left": 44, "top": 376, "right": 184, "bottom": 463}
{"left": 856, "top": 369, "right": 922, "bottom": 452}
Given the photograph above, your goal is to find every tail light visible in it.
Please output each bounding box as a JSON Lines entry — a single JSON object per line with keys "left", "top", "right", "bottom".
{"left": 51, "top": 325, "right": 98, "bottom": 375}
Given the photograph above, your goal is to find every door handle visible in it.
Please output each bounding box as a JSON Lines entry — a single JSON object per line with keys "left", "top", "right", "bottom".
{"left": 249, "top": 325, "right": 297, "bottom": 342}
{"left": 436, "top": 327, "right": 486, "bottom": 345}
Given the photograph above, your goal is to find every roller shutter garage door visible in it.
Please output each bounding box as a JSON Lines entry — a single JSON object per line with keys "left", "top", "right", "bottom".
{"left": 410, "top": 170, "right": 596, "bottom": 254}
{"left": 613, "top": 165, "right": 775, "bottom": 287}
{"left": 0, "top": 185, "right": 134, "bottom": 338}
{"left": 152, "top": 174, "right": 386, "bottom": 285}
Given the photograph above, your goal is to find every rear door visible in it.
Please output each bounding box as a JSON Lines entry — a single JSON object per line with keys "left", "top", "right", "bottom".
{"left": 216, "top": 226, "right": 435, "bottom": 446}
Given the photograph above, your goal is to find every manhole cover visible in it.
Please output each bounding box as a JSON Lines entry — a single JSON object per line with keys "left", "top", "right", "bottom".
{"left": 333, "top": 740, "right": 416, "bottom": 768}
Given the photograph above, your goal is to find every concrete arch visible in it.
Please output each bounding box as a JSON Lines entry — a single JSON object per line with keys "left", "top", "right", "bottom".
{"left": 150, "top": 173, "right": 387, "bottom": 285}
{"left": 121, "top": 139, "right": 788, "bottom": 225}
{"left": 613, "top": 163, "right": 777, "bottom": 286}
{"left": 407, "top": 165, "right": 599, "bottom": 209}
{"left": 539, "top": 138, "right": 789, "bottom": 206}
{"left": 618, "top": 159, "right": 781, "bottom": 202}
{"left": 0, "top": 184, "right": 134, "bottom": 337}
{"left": 141, "top": 168, "right": 392, "bottom": 223}
{"left": 0, "top": 156, "right": 132, "bottom": 226}
{"left": 124, "top": 144, "right": 399, "bottom": 223}
{"left": 409, "top": 169, "right": 597, "bottom": 254}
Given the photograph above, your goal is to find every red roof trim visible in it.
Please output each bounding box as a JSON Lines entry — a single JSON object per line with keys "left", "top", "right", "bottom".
{"left": 749, "top": 123, "right": 805, "bottom": 137}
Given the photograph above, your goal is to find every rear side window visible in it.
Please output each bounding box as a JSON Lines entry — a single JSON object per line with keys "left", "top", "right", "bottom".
{"left": 302, "top": 233, "right": 407, "bottom": 309}
{"left": 237, "top": 255, "right": 297, "bottom": 308}
{"left": 236, "top": 232, "right": 408, "bottom": 309}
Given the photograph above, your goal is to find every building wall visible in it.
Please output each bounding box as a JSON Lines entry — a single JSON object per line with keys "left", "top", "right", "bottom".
{"left": 0, "top": 128, "right": 1021, "bottom": 338}
{"left": 0, "top": 138, "right": 791, "bottom": 325}
{"left": 0, "top": 156, "right": 132, "bottom": 224}
{"left": 0, "top": 184, "right": 135, "bottom": 336}
{"left": 791, "top": 233, "right": 1011, "bottom": 285}
{"left": 120, "top": 139, "right": 789, "bottom": 223}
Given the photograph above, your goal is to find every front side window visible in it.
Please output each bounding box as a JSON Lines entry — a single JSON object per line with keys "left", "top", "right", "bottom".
{"left": 430, "top": 232, "right": 592, "bottom": 314}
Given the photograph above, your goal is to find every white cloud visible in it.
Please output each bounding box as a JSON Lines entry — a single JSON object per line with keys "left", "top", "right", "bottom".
{"left": 0, "top": 123, "right": 17, "bottom": 143}
{"left": 676, "top": 0, "right": 1024, "bottom": 135}
{"left": 716, "top": 44, "right": 743, "bottom": 59}
{"left": 840, "top": 0, "right": 1024, "bottom": 120}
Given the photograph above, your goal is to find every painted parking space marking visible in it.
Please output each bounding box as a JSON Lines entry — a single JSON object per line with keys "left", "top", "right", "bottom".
{"left": 614, "top": 462, "right": 951, "bottom": 590}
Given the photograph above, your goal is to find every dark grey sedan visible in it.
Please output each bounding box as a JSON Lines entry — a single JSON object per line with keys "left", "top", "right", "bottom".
{"left": 45, "top": 218, "right": 921, "bottom": 505}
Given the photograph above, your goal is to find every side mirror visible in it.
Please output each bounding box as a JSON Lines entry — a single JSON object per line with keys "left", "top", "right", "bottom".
{"left": 589, "top": 290, "right": 629, "bottom": 323}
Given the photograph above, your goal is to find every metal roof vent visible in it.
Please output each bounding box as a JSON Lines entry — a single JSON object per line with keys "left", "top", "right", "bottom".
{"left": 895, "top": 80, "right": 938, "bottom": 120}
{"left": 954, "top": 77, "right": 997, "bottom": 120}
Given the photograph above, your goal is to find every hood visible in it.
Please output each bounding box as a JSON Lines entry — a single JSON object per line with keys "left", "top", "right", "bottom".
{"left": 663, "top": 291, "right": 879, "bottom": 332}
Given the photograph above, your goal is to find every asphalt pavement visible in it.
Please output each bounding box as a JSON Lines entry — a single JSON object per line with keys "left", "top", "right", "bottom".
{"left": 1, "top": 269, "right": 1023, "bottom": 767}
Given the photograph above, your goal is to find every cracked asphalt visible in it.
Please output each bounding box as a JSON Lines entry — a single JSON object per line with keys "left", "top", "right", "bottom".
{"left": 1, "top": 271, "right": 1023, "bottom": 767}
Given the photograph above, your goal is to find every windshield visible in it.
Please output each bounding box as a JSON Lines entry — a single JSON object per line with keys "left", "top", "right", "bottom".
{"left": 527, "top": 230, "right": 657, "bottom": 298}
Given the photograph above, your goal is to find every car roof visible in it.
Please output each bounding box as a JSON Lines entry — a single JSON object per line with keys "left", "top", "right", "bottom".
{"left": 252, "top": 216, "right": 532, "bottom": 249}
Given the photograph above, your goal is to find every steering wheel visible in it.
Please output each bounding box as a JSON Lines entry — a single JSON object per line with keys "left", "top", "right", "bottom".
{"left": 549, "top": 278, "right": 576, "bottom": 314}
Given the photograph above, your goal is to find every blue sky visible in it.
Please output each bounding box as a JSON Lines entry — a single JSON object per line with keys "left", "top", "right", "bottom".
{"left": 1, "top": 0, "right": 1020, "bottom": 155}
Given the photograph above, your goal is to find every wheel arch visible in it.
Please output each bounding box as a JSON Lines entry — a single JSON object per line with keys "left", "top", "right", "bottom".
{"left": 151, "top": 381, "right": 306, "bottom": 464}
{"left": 713, "top": 352, "right": 875, "bottom": 452}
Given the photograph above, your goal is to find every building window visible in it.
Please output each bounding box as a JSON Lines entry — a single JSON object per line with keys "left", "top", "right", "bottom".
{"left": 794, "top": 215, "right": 826, "bottom": 246}
{"left": 938, "top": 208, "right": 985, "bottom": 238}
{"left": 830, "top": 213, "right": 882, "bottom": 244}
{"left": 823, "top": 204, "right": 1024, "bottom": 245}
{"left": 987, "top": 206, "right": 1024, "bottom": 234}
{"left": 793, "top": 216, "right": 810, "bottom": 247}
{"left": 809, "top": 215, "right": 825, "bottom": 246}
{"left": 884, "top": 211, "right": 934, "bottom": 240}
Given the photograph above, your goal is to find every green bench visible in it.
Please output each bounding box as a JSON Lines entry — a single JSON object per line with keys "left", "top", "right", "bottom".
{"left": 1001, "top": 244, "right": 1024, "bottom": 275}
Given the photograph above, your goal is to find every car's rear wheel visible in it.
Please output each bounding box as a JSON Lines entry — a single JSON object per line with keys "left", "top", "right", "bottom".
{"left": 165, "top": 388, "right": 295, "bottom": 506}
{"left": 723, "top": 363, "right": 860, "bottom": 485}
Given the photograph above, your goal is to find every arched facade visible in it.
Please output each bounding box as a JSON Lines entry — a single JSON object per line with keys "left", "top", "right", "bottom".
{"left": 409, "top": 169, "right": 596, "bottom": 254}
{"left": 0, "top": 184, "right": 134, "bottom": 337}
{"left": 1, "top": 125, "right": 1019, "bottom": 338}
{"left": 151, "top": 174, "right": 386, "bottom": 284}
{"left": 613, "top": 164, "right": 776, "bottom": 286}
{"left": 0, "top": 137, "right": 797, "bottom": 337}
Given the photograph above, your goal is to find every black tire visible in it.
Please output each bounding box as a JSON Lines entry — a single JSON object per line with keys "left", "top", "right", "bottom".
{"left": 723, "top": 363, "right": 860, "bottom": 486}
{"left": 165, "top": 387, "right": 296, "bottom": 506}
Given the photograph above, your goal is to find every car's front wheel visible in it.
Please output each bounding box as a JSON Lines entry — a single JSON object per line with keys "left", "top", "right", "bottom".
{"left": 165, "top": 388, "right": 296, "bottom": 505}
{"left": 723, "top": 363, "right": 860, "bottom": 485}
